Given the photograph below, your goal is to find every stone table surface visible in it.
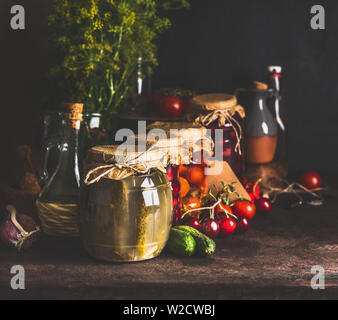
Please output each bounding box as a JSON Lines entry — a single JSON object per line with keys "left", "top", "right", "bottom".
{"left": 0, "top": 187, "right": 338, "bottom": 300}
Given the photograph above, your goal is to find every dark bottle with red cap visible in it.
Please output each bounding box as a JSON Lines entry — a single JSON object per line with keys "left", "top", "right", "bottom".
{"left": 267, "top": 66, "right": 288, "bottom": 177}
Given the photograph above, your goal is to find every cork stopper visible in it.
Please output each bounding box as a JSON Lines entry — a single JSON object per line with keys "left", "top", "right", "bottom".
{"left": 63, "top": 103, "right": 83, "bottom": 129}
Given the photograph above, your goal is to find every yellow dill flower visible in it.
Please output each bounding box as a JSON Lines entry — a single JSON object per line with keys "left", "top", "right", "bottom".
{"left": 48, "top": 0, "right": 190, "bottom": 114}
{"left": 89, "top": 0, "right": 99, "bottom": 19}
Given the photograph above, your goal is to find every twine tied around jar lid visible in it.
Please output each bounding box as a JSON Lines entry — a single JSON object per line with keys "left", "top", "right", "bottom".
{"left": 83, "top": 145, "right": 168, "bottom": 185}
{"left": 189, "top": 94, "right": 245, "bottom": 155}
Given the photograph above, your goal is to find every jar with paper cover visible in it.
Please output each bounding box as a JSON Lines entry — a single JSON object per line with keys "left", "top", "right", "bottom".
{"left": 147, "top": 122, "right": 214, "bottom": 225}
{"left": 188, "top": 94, "right": 245, "bottom": 180}
{"left": 79, "top": 145, "right": 172, "bottom": 262}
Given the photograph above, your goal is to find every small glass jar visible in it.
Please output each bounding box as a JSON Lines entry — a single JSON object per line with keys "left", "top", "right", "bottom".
{"left": 79, "top": 145, "right": 172, "bottom": 262}
{"left": 189, "top": 94, "right": 245, "bottom": 180}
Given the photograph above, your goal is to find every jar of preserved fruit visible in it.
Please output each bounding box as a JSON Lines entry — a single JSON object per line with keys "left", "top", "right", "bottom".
{"left": 187, "top": 94, "right": 245, "bottom": 180}
{"left": 79, "top": 145, "right": 173, "bottom": 262}
{"left": 147, "top": 122, "right": 214, "bottom": 225}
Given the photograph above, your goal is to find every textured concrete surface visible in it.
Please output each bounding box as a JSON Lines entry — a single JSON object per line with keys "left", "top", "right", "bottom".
{"left": 0, "top": 188, "right": 337, "bottom": 300}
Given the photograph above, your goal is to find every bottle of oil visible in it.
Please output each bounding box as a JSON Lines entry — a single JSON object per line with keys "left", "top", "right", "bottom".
{"left": 36, "top": 103, "right": 83, "bottom": 237}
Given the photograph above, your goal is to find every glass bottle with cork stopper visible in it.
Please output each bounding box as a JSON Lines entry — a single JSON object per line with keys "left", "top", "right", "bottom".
{"left": 36, "top": 103, "right": 83, "bottom": 237}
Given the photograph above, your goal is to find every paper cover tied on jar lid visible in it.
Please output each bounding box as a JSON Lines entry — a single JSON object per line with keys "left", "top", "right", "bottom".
{"left": 191, "top": 94, "right": 238, "bottom": 111}
{"left": 117, "top": 134, "right": 187, "bottom": 167}
{"left": 83, "top": 145, "right": 168, "bottom": 185}
{"left": 252, "top": 81, "right": 268, "bottom": 90}
{"left": 146, "top": 121, "right": 214, "bottom": 163}
{"left": 188, "top": 94, "right": 245, "bottom": 155}
{"left": 188, "top": 94, "right": 245, "bottom": 122}
{"left": 141, "top": 136, "right": 188, "bottom": 166}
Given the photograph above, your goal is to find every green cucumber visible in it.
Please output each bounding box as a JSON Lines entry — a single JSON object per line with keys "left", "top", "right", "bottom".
{"left": 166, "top": 228, "right": 196, "bottom": 257}
{"left": 174, "top": 226, "right": 216, "bottom": 257}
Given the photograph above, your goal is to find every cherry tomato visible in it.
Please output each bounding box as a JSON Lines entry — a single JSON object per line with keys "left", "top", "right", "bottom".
{"left": 232, "top": 200, "right": 256, "bottom": 220}
{"left": 245, "top": 182, "right": 260, "bottom": 200}
{"left": 202, "top": 218, "right": 220, "bottom": 238}
{"left": 237, "top": 216, "right": 250, "bottom": 233}
{"left": 186, "top": 218, "right": 202, "bottom": 232}
{"left": 300, "top": 171, "right": 322, "bottom": 190}
{"left": 216, "top": 203, "right": 233, "bottom": 220}
{"left": 255, "top": 197, "right": 272, "bottom": 213}
{"left": 159, "top": 96, "right": 183, "bottom": 118}
{"left": 186, "top": 166, "right": 204, "bottom": 185}
{"left": 219, "top": 218, "right": 237, "bottom": 236}
{"left": 178, "top": 164, "right": 188, "bottom": 178}
{"left": 248, "top": 192, "right": 256, "bottom": 203}
{"left": 179, "top": 177, "right": 190, "bottom": 198}
{"left": 184, "top": 197, "right": 201, "bottom": 211}
{"left": 217, "top": 203, "right": 232, "bottom": 214}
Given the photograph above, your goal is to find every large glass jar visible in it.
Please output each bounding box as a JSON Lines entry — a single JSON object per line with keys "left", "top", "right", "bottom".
{"left": 79, "top": 145, "right": 172, "bottom": 262}
{"left": 188, "top": 94, "right": 245, "bottom": 180}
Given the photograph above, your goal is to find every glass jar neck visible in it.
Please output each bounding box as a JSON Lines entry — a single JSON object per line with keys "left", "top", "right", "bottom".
{"left": 59, "top": 119, "right": 81, "bottom": 184}
{"left": 62, "top": 119, "right": 80, "bottom": 143}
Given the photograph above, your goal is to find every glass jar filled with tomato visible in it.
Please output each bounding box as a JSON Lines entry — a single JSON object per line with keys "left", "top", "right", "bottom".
{"left": 147, "top": 122, "right": 214, "bottom": 225}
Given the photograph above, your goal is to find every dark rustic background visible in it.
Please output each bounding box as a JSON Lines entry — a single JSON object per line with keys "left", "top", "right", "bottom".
{"left": 0, "top": 0, "right": 337, "bottom": 178}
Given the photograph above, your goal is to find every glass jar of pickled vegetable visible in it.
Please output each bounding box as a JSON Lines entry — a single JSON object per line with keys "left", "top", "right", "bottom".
{"left": 79, "top": 145, "right": 173, "bottom": 262}
{"left": 188, "top": 94, "right": 245, "bottom": 180}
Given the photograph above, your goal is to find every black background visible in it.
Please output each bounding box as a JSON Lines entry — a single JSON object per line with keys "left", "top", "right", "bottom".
{"left": 0, "top": 0, "right": 337, "bottom": 176}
